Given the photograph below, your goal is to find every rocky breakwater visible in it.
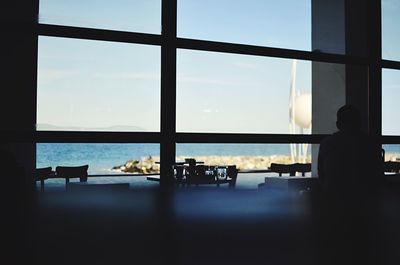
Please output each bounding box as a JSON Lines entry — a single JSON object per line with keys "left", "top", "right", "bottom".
{"left": 174, "top": 155, "right": 311, "bottom": 171}
{"left": 112, "top": 155, "right": 312, "bottom": 174}
{"left": 112, "top": 155, "right": 160, "bottom": 174}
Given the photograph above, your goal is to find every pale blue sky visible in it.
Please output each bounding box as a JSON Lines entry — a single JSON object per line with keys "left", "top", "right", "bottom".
{"left": 382, "top": 0, "right": 400, "bottom": 61}
{"left": 37, "top": 0, "right": 400, "bottom": 134}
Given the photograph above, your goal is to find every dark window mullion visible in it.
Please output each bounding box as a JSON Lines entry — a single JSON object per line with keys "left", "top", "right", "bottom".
{"left": 382, "top": 60, "right": 400, "bottom": 70}
{"left": 382, "top": 136, "right": 400, "bottom": 144}
{"left": 160, "top": 0, "right": 177, "bottom": 185}
{"left": 367, "top": 0, "right": 382, "bottom": 138}
{"left": 176, "top": 37, "right": 368, "bottom": 65}
{"left": 35, "top": 131, "right": 161, "bottom": 143}
{"left": 37, "top": 23, "right": 162, "bottom": 46}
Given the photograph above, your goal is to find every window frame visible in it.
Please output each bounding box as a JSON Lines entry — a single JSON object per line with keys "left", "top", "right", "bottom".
{"left": 33, "top": 0, "right": 398, "bottom": 182}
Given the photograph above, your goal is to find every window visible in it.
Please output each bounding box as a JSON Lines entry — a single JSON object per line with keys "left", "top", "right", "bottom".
{"left": 32, "top": 1, "right": 393, "bottom": 182}
{"left": 382, "top": 0, "right": 400, "bottom": 61}
{"left": 177, "top": 50, "right": 311, "bottom": 133}
{"left": 382, "top": 144, "right": 400, "bottom": 162}
{"left": 176, "top": 143, "right": 311, "bottom": 169}
{"left": 37, "top": 36, "right": 161, "bottom": 132}
{"left": 177, "top": 0, "right": 311, "bottom": 50}
{"left": 382, "top": 69, "right": 400, "bottom": 135}
{"left": 176, "top": 143, "right": 312, "bottom": 189}
{"left": 39, "top": 0, "right": 162, "bottom": 34}
{"left": 37, "top": 143, "right": 160, "bottom": 174}
{"left": 36, "top": 143, "right": 160, "bottom": 190}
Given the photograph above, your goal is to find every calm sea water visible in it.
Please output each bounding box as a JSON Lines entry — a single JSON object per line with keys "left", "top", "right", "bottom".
{"left": 36, "top": 143, "right": 400, "bottom": 174}
{"left": 37, "top": 143, "right": 293, "bottom": 174}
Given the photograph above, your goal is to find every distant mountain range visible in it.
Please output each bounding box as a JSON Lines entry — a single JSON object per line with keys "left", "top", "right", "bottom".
{"left": 36, "top": 123, "right": 147, "bottom": 132}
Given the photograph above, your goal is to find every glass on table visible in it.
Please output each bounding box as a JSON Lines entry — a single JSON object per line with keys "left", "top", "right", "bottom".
{"left": 204, "top": 165, "right": 216, "bottom": 176}
{"left": 173, "top": 164, "right": 185, "bottom": 181}
{"left": 216, "top": 166, "right": 227, "bottom": 180}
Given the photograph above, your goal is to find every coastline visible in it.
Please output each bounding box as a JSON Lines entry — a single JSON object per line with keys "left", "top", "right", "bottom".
{"left": 385, "top": 153, "right": 400, "bottom": 162}
{"left": 112, "top": 152, "right": 400, "bottom": 174}
{"left": 112, "top": 155, "right": 312, "bottom": 174}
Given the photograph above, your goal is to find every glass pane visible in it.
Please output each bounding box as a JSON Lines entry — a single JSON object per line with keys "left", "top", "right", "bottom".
{"left": 382, "top": 69, "right": 400, "bottom": 135}
{"left": 382, "top": 144, "right": 400, "bottom": 162}
{"left": 37, "top": 36, "right": 160, "bottom": 132}
{"left": 176, "top": 143, "right": 313, "bottom": 189}
{"left": 39, "top": 0, "right": 161, "bottom": 34}
{"left": 382, "top": 0, "right": 400, "bottom": 61}
{"left": 36, "top": 143, "right": 160, "bottom": 190}
{"left": 177, "top": 49, "right": 311, "bottom": 133}
{"left": 37, "top": 143, "right": 160, "bottom": 175}
{"left": 311, "top": 62, "right": 363, "bottom": 134}
{"left": 178, "top": 0, "right": 311, "bottom": 50}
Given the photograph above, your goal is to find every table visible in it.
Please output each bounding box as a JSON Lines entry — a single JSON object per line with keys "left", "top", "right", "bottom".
{"left": 147, "top": 164, "right": 237, "bottom": 188}
{"left": 258, "top": 176, "right": 318, "bottom": 191}
{"left": 67, "top": 182, "right": 130, "bottom": 191}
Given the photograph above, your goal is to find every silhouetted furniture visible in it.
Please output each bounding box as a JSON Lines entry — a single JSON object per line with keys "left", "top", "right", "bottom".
{"left": 67, "top": 182, "right": 130, "bottom": 191}
{"left": 55, "top": 165, "right": 89, "bottom": 187}
{"left": 383, "top": 161, "right": 400, "bottom": 174}
{"left": 35, "top": 166, "right": 53, "bottom": 192}
{"left": 259, "top": 176, "right": 318, "bottom": 192}
{"left": 270, "top": 163, "right": 296, "bottom": 176}
{"left": 184, "top": 163, "right": 199, "bottom": 185}
{"left": 173, "top": 164, "right": 185, "bottom": 182}
{"left": 149, "top": 164, "right": 238, "bottom": 188}
{"left": 185, "top": 158, "right": 197, "bottom": 167}
{"left": 259, "top": 163, "right": 312, "bottom": 189}
{"left": 383, "top": 161, "right": 400, "bottom": 184}
{"left": 269, "top": 163, "right": 311, "bottom": 177}
{"left": 223, "top": 165, "right": 239, "bottom": 188}
{"left": 186, "top": 164, "right": 215, "bottom": 186}
{"left": 184, "top": 164, "right": 238, "bottom": 188}
{"left": 294, "top": 163, "right": 312, "bottom": 176}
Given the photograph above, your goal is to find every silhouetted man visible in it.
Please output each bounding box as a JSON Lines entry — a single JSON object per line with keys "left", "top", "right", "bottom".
{"left": 318, "top": 104, "right": 382, "bottom": 196}
{"left": 317, "top": 104, "right": 383, "bottom": 265}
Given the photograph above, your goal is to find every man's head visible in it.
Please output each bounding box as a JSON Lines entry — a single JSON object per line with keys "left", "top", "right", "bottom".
{"left": 336, "top": 104, "right": 361, "bottom": 131}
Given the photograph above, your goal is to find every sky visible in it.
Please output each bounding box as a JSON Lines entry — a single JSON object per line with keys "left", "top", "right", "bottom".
{"left": 37, "top": 0, "right": 400, "bottom": 135}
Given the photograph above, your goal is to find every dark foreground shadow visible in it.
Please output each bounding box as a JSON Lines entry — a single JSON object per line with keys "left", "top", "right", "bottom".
{"left": 4, "top": 183, "right": 400, "bottom": 265}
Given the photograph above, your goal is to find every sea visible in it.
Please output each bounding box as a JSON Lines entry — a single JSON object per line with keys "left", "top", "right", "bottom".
{"left": 37, "top": 143, "right": 292, "bottom": 174}
{"left": 36, "top": 143, "right": 400, "bottom": 175}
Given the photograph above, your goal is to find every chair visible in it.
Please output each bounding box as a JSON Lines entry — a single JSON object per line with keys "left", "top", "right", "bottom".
{"left": 186, "top": 164, "right": 213, "bottom": 186}
{"left": 185, "top": 158, "right": 197, "bottom": 167}
{"left": 294, "top": 163, "right": 312, "bottom": 176}
{"left": 261, "top": 163, "right": 312, "bottom": 191}
{"left": 173, "top": 164, "right": 185, "bottom": 181}
{"left": 35, "top": 166, "right": 53, "bottom": 192}
{"left": 260, "top": 163, "right": 297, "bottom": 189}
{"left": 269, "top": 163, "right": 296, "bottom": 176}
{"left": 226, "top": 165, "right": 238, "bottom": 188}
{"left": 210, "top": 165, "right": 238, "bottom": 188}
{"left": 55, "top": 165, "right": 89, "bottom": 187}
{"left": 383, "top": 161, "right": 400, "bottom": 174}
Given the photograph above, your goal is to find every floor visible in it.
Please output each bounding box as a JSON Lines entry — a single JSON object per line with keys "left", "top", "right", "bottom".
{"left": 6, "top": 176, "right": 400, "bottom": 265}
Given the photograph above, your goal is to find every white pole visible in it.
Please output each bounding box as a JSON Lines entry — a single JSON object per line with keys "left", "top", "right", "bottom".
{"left": 289, "top": 59, "right": 297, "bottom": 163}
